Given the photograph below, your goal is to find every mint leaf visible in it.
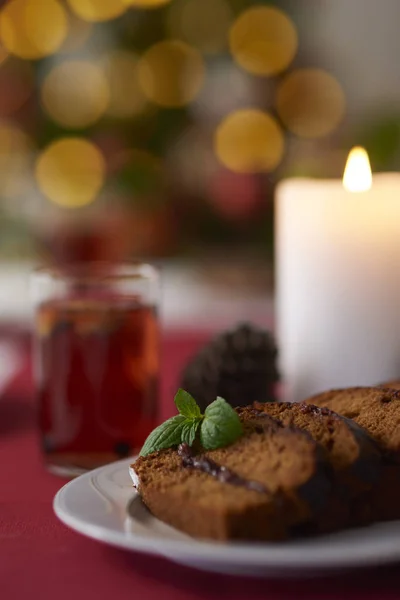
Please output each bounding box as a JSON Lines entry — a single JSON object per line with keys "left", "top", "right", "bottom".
{"left": 140, "top": 393, "right": 242, "bottom": 457}
{"left": 140, "top": 415, "right": 187, "bottom": 457}
{"left": 174, "top": 389, "right": 202, "bottom": 419}
{"left": 181, "top": 419, "right": 201, "bottom": 446}
{"left": 200, "top": 397, "right": 243, "bottom": 450}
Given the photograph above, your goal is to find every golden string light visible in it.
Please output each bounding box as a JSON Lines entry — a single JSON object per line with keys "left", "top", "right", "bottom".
{"left": 229, "top": 6, "right": 297, "bottom": 76}
{"left": 0, "top": 0, "right": 68, "bottom": 60}
{"left": 36, "top": 138, "right": 105, "bottom": 208}
{"left": 66, "top": 0, "right": 126, "bottom": 22}
{"left": 102, "top": 51, "right": 146, "bottom": 119}
{"left": 138, "top": 40, "right": 205, "bottom": 107}
{"left": 214, "top": 109, "right": 285, "bottom": 173}
{"left": 166, "top": 0, "right": 232, "bottom": 55}
{"left": 41, "top": 60, "right": 109, "bottom": 129}
{"left": 276, "top": 68, "right": 346, "bottom": 138}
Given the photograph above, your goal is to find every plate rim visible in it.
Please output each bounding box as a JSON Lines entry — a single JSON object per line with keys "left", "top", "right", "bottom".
{"left": 53, "top": 456, "right": 400, "bottom": 572}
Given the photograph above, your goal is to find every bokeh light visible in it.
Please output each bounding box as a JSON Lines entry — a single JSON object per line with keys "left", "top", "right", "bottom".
{"left": 166, "top": 0, "right": 232, "bottom": 55}
{"left": 0, "top": 58, "right": 33, "bottom": 117}
{"left": 41, "top": 60, "right": 109, "bottom": 129}
{"left": 66, "top": 0, "right": 126, "bottom": 22}
{"left": 0, "top": 0, "right": 68, "bottom": 60}
{"left": 0, "top": 121, "right": 32, "bottom": 199}
{"left": 229, "top": 6, "right": 297, "bottom": 76}
{"left": 214, "top": 109, "right": 284, "bottom": 173}
{"left": 276, "top": 68, "right": 346, "bottom": 138}
{"left": 36, "top": 138, "right": 105, "bottom": 208}
{"left": 123, "top": 0, "right": 171, "bottom": 8}
{"left": 102, "top": 51, "right": 146, "bottom": 119}
{"left": 138, "top": 40, "right": 205, "bottom": 107}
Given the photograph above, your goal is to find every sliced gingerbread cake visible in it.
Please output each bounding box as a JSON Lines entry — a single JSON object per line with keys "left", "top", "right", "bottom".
{"left": 131, "top": 407, "right": 336, "bottom": 541}
{"left": 253, "top": 401, "right": 381, "bottom": 501}
{"left": 379, "top": 380, "right": 400, "bottom": 390}
{"left": 305, "top": 387, "right": 400, "bottom": 522}
{"left": 306, "top": 387, "right": 400, "bottom": 461}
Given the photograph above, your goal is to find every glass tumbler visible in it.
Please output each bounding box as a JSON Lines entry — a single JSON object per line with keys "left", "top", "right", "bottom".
{"left": 31, "top": 262, "right": 159, "bottom": 476}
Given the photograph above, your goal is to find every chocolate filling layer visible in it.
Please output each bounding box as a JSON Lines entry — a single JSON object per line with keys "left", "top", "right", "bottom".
{"left": 178, "top": 443, "right": 268, "bottom": 494}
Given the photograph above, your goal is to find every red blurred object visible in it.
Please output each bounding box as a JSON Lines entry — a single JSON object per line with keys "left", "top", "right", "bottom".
{"left": 36, "top": 296, "right": 159, "bottom": 473}
{"left": 42, "top": 205, "right": 176, "bottom": 265}
{"left": 208, "top": 169, "right": 265, "bottom": 221}
{"left": 43, "top": 209, "right": 135, "bottom": 265}
{"left": 127, "top": 206, "right": 177, "bottom": 257}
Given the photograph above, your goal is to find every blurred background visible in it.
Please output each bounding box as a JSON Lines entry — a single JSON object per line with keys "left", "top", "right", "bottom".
{"left": 0, "top": 0, "right": 398, "bottom": 330}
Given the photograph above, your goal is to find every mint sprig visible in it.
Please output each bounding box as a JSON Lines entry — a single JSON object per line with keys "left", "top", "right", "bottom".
{"left": 140, "top": 389, "right": 243, "bottom": 457}
{"left": 181, "top": 419, "right": 201, "bottom": 446}
{"left": 140, "top": 415, "right": 187, "bottom": 457}
{"left": 200, "top": 397, "right": 243, "bottom": 450}
{"left": 174, "top": 388, "right": 201, "bottom": 419}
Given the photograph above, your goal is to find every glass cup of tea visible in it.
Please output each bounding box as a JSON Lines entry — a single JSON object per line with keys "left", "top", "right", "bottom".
{"left": 31, "top": 262, "right": 159, "bottom": 477}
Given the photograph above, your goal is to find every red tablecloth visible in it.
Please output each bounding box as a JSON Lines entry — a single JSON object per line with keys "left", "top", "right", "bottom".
{"left": 1, "top": 331, "right": 400, "bottom": 600}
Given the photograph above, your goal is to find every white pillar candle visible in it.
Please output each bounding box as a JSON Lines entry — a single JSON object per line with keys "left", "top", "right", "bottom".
{"left": 276, "top": 148, "right": 400, "bottom": 402}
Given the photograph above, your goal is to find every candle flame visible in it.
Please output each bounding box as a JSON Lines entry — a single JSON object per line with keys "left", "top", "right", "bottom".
{"left": 343, "top": 146, "right": 372, "bottom": 192}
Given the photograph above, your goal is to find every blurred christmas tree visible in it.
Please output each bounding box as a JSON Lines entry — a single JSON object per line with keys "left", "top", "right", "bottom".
{"left": 0, "top": 0, "right": 358, "bottom": 265}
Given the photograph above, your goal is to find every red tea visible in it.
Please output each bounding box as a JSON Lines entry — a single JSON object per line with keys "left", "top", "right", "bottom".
{"left": 36, "top": 296, "right": 159, "bottom": 473}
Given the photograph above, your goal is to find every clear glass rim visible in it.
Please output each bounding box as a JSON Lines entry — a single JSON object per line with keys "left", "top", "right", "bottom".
{"left": 31, "top": 261, "right": 159, "bottom": 284}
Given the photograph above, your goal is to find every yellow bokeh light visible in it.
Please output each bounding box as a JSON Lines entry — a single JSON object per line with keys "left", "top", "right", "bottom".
{"left": 229, "top": 7, "right": 297, "bottom": 76}
{"left": 215, "top": 109, "right": 284, "bottom": 173}
{"left": 138, "top": 40, "right": 205, "bottom": 108}
{"left": 0, "top": 121, "right": 32, "bottom": 198}
{"left": 276, "top": 68, "right": 346, "bottom": 138}
{"left": 123, "top": 0, "right": 171, "bottom": 8}
{"left": 66, "top": 0, "right": 126, "bottom": 22}
{"left": 41, "top": 61, "right": 109, "bottom": 129}
{"left": 36, "top": 138, "right": 105, "bottom": 208}
{"left": 0, "top": 0, "right": 68, "bottom": 60}
{"left": 102, "top": 51, "right": 146, "bottom": 119}
{"left": 166, "top": 0, "right": 232, "bottom": 54}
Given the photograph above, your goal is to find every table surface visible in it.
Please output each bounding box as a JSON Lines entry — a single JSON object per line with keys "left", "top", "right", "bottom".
{"left": 2, "top": 330, "right": 400, "bottom": 600}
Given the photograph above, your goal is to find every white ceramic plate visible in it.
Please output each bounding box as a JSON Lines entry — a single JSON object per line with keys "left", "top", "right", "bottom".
{"left": 53, "top": 457, "right": 400, "bottom": 578}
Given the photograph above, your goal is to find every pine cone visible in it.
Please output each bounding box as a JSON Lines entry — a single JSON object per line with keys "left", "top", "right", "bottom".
{"left": 180, "top": 323, "right": 279, "bottom": 412}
